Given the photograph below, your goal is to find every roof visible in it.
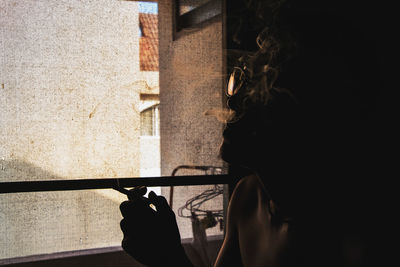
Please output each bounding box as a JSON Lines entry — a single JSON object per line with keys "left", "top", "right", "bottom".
{"left": 139, "top": 13, "right": 159, "bottom": 71}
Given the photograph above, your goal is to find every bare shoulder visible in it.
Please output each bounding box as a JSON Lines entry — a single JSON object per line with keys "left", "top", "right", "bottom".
{"left": 216, "top": 174, "right": 292, "bottom": 267}
{"left": 229, "top": 174, "right": 268, "bottom": 220}
{"left": 233, "top": 174, "right": 262, "bottom": 191}
{"left": 228, "top": 174, "right": 293, "bottom": 267}
{"left": 214, "top": 175, "right": 263, "bottom": 267}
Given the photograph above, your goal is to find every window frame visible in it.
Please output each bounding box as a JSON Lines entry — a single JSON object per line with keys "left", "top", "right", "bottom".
{"left": 0, "top": 237, "right": 225, "bottom": 267}
{"left": 0, "top": 175, "right": 230, "bottom": 194}
{"left": 173, "top": 0, "right": 222, "bottom": 40}
{"left": 0, "top": 0, "right": 232, "bottom": 264}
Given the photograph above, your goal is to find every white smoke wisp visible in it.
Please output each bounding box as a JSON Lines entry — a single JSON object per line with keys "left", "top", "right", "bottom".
{"left": 203, "top": 107, "right": 236, "bottom": 123}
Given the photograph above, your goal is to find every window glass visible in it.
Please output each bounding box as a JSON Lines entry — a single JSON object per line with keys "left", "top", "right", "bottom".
{"left": 0, "top": 190, "right": 124, "bottom": 259}
{"left": 0, "top": 185, "right": 223, "bottom": 260}
{"left": 0, "top": 0, "right": 159, "bottom": 181}
{"left": 140, "top": 107, "right": 154, "bottom": 136}
{"left": 1, "top": 0, "right": 225, "bottom": 261}
{"left": 0, "top": 0, "right": 163, "bottom": 260}
{"left": 177, "top": 185, "right": 224, "bottom": 239}
{"left": 140, "top": 105, "right": 159, "bottom": 136}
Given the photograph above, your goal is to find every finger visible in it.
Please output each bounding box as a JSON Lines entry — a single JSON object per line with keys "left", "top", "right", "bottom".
{"left": 127, "top": 186, "right": 147, "bottom": 200}
{"left": 120, "top": 218, "right": 135, "bottom": 236}
{"left": 121, "top": 219, "right": 153, "bottom": 241}
{"left": 120, "top": 201, "right": 135, "bottom": 218}
{"left": 148, "top": 192, "right": 173, "bottom": 215}
{"left": 120, "top": 200, "right": 149, "bottom": 218}
{"left": 120, "top": 199, "right": 158, "bottom": 221}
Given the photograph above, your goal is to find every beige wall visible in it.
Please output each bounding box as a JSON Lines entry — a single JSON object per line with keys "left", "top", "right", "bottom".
{"left": 0, "top": 0, "right": 157, "bottom": 259}
{"left": 140, "top": 136, "right": 160, "bottom": 177}
{"left": 158, "top": 0, "right": 225, "bottom": 239}
{"left": 0, "top": 0, "right": 142, "bottom": 180}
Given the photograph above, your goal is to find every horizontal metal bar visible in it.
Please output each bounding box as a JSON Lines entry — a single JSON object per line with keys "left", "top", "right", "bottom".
{"left": 0, "top": 175, "right": 231, "bottom": 194}
{"left": 177, "top": 0, "right": 222, "bottom": 31}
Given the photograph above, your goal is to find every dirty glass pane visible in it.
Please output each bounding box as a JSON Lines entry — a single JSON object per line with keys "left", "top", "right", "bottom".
{"left": 1, "top": 0, "right": 225, "bottom": 180}
{"left": 0, "top": 185, "right": 223, "bottom": 260}
{"left": 1, "top": 0, "right": 226, "bottom": 262}
{"left": 169, "top": 184, "right": 224, "bottom": 238}
{"left": 170, "top": 184, "right": 225, "bottom": 266}
{"left": 0, "top": 0, "right": 160, "bottom": 181}
{"left": 0, "top": 190, "right": 124, "bottom": 260}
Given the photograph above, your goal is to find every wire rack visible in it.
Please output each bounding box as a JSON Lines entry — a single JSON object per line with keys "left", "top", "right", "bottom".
{"left": 170, "top": 165, "right": 225, "bottom": 225}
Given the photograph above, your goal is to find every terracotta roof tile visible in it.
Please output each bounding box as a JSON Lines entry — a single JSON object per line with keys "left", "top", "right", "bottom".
{"left": 139, "top": 13, "right": 158, "bottom": 71}
{"left": 139, "top": 13, "right": 158, "bottom": 38}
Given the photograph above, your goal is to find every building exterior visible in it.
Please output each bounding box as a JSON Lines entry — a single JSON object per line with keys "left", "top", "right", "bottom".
{"left": 138, "top": 12, "right": 161, "bottom": 178}
{"left": 0, "top": 0, "right": 159, "bottom": 259}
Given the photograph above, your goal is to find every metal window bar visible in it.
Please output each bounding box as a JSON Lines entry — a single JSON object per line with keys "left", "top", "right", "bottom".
{"left": 0, "top": 175, "right": 231, "bottom": 194}
{"left": 176, "top": 0, "right": 222, "bottom": 31}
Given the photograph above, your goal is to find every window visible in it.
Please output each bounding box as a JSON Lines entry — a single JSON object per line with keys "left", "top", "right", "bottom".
{"left": 140, "top": 104, "right": 160, "bottom": 136}
{"left": 178, "top": 0, "right": 213, "bottom": 15}
{"left": 0, "top": 0, "right": 226, "bottom": 264}
{"left": 174, "top": 0, "right": 222, "bottom": 36}
{"left": 0, "top": 0, "right": 164, "bottom": 260}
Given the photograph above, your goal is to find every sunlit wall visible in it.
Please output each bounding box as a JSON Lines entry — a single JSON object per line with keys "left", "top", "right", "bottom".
{"left": 0, "top": 0, "right": 157, "bottom": 259}
{"left": 0, "top": 0, "right": 144, "bottom": 181}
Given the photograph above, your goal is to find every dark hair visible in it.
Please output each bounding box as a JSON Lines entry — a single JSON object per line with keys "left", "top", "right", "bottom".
{"left": 226, "top": 2, "right": 385, "bottom": 265}
{"left": 226, "top": 0, "right": 383, "bottom": 224}
{"left": 229, "top": 0, "right": 381, "bottom": 123}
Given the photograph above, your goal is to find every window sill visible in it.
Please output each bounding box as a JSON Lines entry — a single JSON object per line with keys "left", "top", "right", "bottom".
{"left": 0, "top": 236, "right": 224, "bottom": 267}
